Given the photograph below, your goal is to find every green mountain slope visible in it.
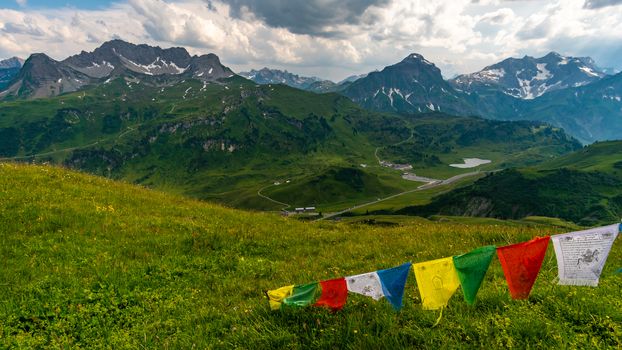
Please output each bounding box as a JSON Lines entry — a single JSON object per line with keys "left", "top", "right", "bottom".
{"left": 379, "top": 114, "right": 581, "bottom": 178}
{"left": 0, "top": 76, "right": 580, "bottom": 211}
{"left": 1, "top": 163, "right": 620, "bottom": 348}
{"left": 399, "top": 141, "right": 622, "bottom": 225}
{"left": 0, "top": 76, "right": 410, "bottom": 208}
{"left": 264, "top": 166, "right": 400, "bottom": 209}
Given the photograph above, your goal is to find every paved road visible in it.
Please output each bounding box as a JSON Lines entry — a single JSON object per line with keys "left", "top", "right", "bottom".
{"left": 314, "top": 170, "right": 491, "bottom": 222}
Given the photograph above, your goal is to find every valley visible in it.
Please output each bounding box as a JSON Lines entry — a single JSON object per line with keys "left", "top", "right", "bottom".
{"left": 0, "top": 41, "right": 583, "bottom": 217}
{"left": 2, "top": 2, "right": 622, "bottom": 347}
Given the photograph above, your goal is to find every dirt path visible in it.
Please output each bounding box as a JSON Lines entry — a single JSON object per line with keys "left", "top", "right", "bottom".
{"left": 0, "top": 125, "right": 139, "bottom": 161}
{"left": 257, "top": 184, "right": 290, "bottom": 210}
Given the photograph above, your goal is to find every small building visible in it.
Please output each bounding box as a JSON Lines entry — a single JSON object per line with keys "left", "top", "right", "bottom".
{"left": 305, "top": 207, "right": 316, "bottom": 211}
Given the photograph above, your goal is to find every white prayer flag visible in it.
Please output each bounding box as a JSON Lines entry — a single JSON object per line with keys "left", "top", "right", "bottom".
{"left": 346, "top": 272, "right": 384, "bottom": 300}
{"left": 552, "top": 223, "right": 620, "bottom": 286}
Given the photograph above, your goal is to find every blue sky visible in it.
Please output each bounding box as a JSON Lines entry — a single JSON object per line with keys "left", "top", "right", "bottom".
{"left": 1, "top": 0, "right": 622, "bottom": 81}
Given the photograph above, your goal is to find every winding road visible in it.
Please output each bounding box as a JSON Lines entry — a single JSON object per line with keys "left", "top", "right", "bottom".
{"left": 314, "top": 170, "right": 490, "bottom": 222}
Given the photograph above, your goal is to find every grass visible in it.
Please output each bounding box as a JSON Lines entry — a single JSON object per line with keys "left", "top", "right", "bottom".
{"left": 1, "top": 162, "right": 621, "bottom": 348}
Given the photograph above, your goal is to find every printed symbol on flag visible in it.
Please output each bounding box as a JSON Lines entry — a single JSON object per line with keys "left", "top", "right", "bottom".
{"left": 362, "top": 286, "right": 373, "bottom": 294}
{"left": 577, "top": 249, "right": 599, "bottom": 267}
{"left": 432, "top": 275, "right": 443, "bottom": 290}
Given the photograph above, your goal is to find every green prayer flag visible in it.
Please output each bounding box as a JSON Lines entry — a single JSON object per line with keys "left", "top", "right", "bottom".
{"left": 453, "top": 246, "right": 496, "bottom": 305}
{"left": 282, "top": 282, "right": 321, "bottom": 308}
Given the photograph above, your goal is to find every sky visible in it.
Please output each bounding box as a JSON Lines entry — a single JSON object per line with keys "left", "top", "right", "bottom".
{"left": 1, "top": 0, "right": 622, "bottom": 81}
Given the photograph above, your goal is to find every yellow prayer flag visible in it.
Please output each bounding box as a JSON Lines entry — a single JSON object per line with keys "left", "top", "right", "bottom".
{"left": 413, "top": 257, "right": 460, "bottom": 310}
{"left": 267, "top": 285, "right": 294, "bottom": 310}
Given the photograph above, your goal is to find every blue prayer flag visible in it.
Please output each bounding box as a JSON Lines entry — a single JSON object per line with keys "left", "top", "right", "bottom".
{"left": 377, "top": 262, "right": 412, "bottom": 310}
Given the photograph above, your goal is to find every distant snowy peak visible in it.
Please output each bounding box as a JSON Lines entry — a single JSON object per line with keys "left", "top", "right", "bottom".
{"left": 450, "top": 52, "right": 607, "bottom": 99}
{"left": 63, "top": 40, "right": 233, "bottom": 80}
{"left": 1, "top": 40, "right": 234, "bottom": 99}
{"left": 341, "top": 53, "right": 473, "bottom": 115}
{"left": 239, "top": 68, "right": 326, "bottom": 90}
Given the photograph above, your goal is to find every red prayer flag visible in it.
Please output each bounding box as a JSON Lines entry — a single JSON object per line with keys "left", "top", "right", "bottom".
{"left": 497, "top": 236, "right": 550, "bottom": 299}
{"left": 314, "top": 277, "right": 348, "bottom": 311}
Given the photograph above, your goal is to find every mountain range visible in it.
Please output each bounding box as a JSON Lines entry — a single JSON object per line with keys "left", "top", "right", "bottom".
{"left": 0, "top": 40, "right": 583, "bottom": 211}
{"left": 4, "top": 43, "right": 622, "bottom": 143}
{"left": 450, "top": 52, "right": 606, "bottom": 99}
{"left": 234, "top": 52, "right": 622, "bottom": 143}
{"left": 238, "top": 68, "right": 325, "bottom": 90}
{"left": 0, "top": 40, "right": 234, "bottom": 99}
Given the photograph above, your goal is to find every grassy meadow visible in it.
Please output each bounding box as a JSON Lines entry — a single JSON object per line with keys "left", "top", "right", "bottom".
{"left": 1, "top": 163, "right": 621, "bottom": 349}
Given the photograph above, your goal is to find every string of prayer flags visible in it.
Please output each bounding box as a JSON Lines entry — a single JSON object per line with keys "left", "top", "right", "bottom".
{"left": 497, "top": 236, "right": 550, "bottom": 299}
{"left": 376, "top": 262, "right": 412, "bottom": 310}
{"left": 551, "top": 223, "right": 619, "bottom": 286}
{"left": 314, "top": 278, "right": 348, "bottom": 311}
{"left": 453, "top": 245, "right": 496, "bottom": 305}
{"left": 267, "top": 285, "right": 294, "bottom": 310}
{"left": 267, "top": 222, "right": 621, "bottom": 313}
{"left": 413, "top": 257, "right": 460, "bottom": 310}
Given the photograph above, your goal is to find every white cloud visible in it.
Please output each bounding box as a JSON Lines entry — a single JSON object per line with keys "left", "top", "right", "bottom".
{"left": 15, "top": 0, "right": 27, "bottom": 7}
{"left": 0, "top": 0, "right": 620, "bottom": 81}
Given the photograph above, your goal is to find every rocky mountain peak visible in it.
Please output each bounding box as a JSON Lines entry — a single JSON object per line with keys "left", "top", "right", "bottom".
{"left": 1, "top": 40, "right": 234, "bottom": 99}
{"left": 450, "top": 52, "right": 607, "bottom": 99}
{"left": 0, "top": 57, "right": 25, "bottom": 69}
{"left": 342, "top": 53, "right": 471, "bottom": 115}
{"left": 400, "top": 53, "right": 434, "bottom": 65}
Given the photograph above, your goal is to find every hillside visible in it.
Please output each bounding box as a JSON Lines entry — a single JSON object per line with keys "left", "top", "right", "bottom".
{"left": 0, "top": 73, "right": 580, "bottom": 211}
{"left": 1, "top": 163, "right": 620, "bottom": 348}
{"left": 0, "top": 74, "right": 413, "bottom": 209}
{"left": 378, "top": 114, "right": 581, "bottom": 178}
{"left": 398, "top": 141, "right": 622, "bottom": 225}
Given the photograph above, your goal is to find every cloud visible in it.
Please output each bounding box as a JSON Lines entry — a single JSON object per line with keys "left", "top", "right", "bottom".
{"left": 478, "top": 8, "right": 515, "bottom": 25}
{"left": 583, "top": 0, "right": 622, "bottom": 9}
{"left": 0, "top": 0, "right": 621, "bottom": 81}
{"left": 128, "top": 0, "right": 227, "bottom": 48}
{"left": 222, "top": 0, "right": 391, "bottom": 37}
{"left": 15, "top": 0, "right": 27, "bottom": 7}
